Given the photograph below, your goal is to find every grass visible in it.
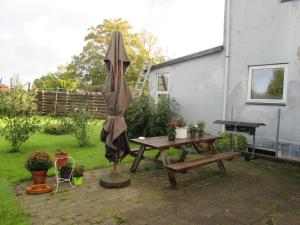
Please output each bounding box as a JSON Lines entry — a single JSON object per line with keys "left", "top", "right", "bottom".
{"left": 0, "top": 118, "right": 179, "bottom": 225}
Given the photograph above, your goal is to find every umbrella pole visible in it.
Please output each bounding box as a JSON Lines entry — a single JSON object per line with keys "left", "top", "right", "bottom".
{"left": 113, "top": 152, "right": 119, "bottom": 173}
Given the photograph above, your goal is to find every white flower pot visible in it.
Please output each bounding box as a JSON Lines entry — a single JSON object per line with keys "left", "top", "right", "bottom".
{"left": 175, "top": 127, "right": 188, "bottom": 139}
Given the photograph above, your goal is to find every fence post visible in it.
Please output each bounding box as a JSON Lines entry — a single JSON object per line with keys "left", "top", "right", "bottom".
{"left": 53, "top": 87, "right": 59, "bottom": 116}
{"left": 275, "top": 108, "right": 281, "bottom": 154}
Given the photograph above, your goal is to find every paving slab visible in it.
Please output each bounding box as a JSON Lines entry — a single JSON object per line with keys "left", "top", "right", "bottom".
{"left": 15, "top": 157, "right": 300, "bottom": 225}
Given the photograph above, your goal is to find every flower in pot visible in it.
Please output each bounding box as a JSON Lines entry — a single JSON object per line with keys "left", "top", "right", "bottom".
{"left": 25, "top": 151, "right": 54, "bottom": 184}
{"left": 167, "top": 121, "right": 177, "bottom": 141}
{"left": 55, "top": 149, "right": 68, "bottom": 167}
{"left": 72, "top": 165, "right": 85, "bottom": 186}
{"left": 197, "top": 121, "right": 205, "bottom": 137}
{"left": 189, "top": 124, "right": 199, "bottom": 139}
{"left": 175, "top": 117, "right": 188, "bottom": 139}
{"left": 60, "top": 162, "right": 73, "bottom": 179}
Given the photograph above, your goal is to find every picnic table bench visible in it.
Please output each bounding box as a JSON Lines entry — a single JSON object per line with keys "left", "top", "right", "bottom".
{"left": 130, "top": 135, "right": 240, "bottom": 188}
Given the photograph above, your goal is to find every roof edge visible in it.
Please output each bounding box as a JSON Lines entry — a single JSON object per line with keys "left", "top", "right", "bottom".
{"left": 151, "top": 45, "right": 224, "bottom": 70}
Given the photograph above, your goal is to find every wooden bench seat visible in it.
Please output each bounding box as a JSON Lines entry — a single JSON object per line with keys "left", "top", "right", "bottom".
{"left": 166, "top": 151, "right": 240, "bottom": 173}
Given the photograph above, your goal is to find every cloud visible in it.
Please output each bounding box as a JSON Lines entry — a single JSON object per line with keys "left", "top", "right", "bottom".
{"left": 0, "top": 0, "right": 224, "bottom": 85}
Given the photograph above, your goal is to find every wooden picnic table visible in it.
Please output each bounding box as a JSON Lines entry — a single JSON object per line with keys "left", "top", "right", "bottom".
{"left": 130, "top": 134, "right": 240, "bottom": 188}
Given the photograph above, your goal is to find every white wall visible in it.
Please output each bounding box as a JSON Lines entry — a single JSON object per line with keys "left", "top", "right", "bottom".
{"left": 149, "top": 52, "right": 225, "bottom": 135}
{"left": 227, "top": 0, "right": 300, "bottom": 145}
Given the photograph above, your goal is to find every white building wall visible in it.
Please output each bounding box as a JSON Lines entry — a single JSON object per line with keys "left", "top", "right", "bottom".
{"left": 149, "top": 52, "right": 225, "bottom": 135}
{"left": 227, "top": 0, "right": 300, "bottom": 146}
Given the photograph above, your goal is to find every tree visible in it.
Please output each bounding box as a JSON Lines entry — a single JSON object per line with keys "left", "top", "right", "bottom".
{"left": 267, "top": 69, "right": 284, "bottom": 98}
{"left": 34, "top": 18, "right": 166, "bottom": 91}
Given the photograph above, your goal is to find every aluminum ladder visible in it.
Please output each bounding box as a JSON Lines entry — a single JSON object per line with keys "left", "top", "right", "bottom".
{"left": 133, "top": 62, "right": 152, "bottom": 97}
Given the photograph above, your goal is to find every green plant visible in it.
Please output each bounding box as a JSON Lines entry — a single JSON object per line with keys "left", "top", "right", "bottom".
{"left": 73, "top": 165, "right": 85, "bottom": 177}
{"left": 125, "top": 96, "right": 179, "bottom": 138}
{"left": 197, "top": 121, "right": 205, "bottom": 131}
{"left": 189, "top": 124, "right": 198, "bottom": 133}
{"left": 175, "top": 116, "right": 186, "bottom": 127}
{"left": 44, "top": 117, "right": 73, "bottom": 135}
{"left": 25, "top": 151, "right": 54, "bottom": 171}
{"left": 167, "top": 121, "right": 177, "bottom": 135}
{"left": 1, "top": 117, "right": 40, "bottom": 152}
{"left": 215, "top": 132, "right": 248, "bottom": 152}
{"left": 70, "top": 105, "right": 93, "bottom": 146}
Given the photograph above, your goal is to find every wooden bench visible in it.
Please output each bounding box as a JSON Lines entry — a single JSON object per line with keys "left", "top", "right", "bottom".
{"left": 166, "top": 151, "right": 240, "bottom": 173}
{"left": 165, "top": 151, "right": 240, "bottom": 188}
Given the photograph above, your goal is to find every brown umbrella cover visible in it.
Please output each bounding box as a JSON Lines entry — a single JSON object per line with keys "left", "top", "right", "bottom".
{"left": 100, "top": 30, "right": 132, "bottom": 163}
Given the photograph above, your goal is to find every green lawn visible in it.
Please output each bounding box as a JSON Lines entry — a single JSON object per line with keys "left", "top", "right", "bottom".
{"left": 0, "top": 118, "right": 178, "bottom": 225}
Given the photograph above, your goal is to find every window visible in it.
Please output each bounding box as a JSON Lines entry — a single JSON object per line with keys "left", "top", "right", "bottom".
{"left": 247, "top": 64, "right": 288, "bottom": 105}
{"left": 156, "top": 73, "right": 168, "bottom": 103}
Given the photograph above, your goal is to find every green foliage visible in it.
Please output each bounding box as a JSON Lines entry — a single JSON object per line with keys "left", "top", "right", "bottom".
{"left": 267, "top": 69, "right": 284, "bottom": 98}
{"left": 0, "top": 82, "right": 40, "bottom": 152}
{"left": 125, "top": 96, "right": 179, "bottom": 138}
{"left": 196, "top": 121, "right": 205, "bottom": 131}
{"left": 34, "top": 18, "right": 166, "bottom": 91}
{"left": 25, "top": 151, "right": 54, "bottom": 171}
{"left": 175, "top": 116, "right": 186, "bottom": 127}
{"left": 215, "top": 132, "right": 248, "bottom": 152}
{"left": 73, "top": 164, "right": 85, "bottom": 177}
{"left": 44, "top": 117, "right": 73, "bottom": 135}
{"left": 70, "top": 105, "right": 93, "bottom": 146}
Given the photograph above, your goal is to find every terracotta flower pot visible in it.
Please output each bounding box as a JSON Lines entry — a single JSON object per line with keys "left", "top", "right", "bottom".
{"left": 31, "top": 171, "right": 47, "bottom": 184}
{"left": 55, "top": 154, "right": 68, "bottom": 167}
{"left": 168, "top": 134, "right": 176, "bottom": 141}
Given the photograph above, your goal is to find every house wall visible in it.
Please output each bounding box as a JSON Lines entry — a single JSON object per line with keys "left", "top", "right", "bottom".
{"left": 227, "top": 0, "right": 300, "bottom": 147}
{"left": 149, "top": 52, "right": 225, "bottom": 135}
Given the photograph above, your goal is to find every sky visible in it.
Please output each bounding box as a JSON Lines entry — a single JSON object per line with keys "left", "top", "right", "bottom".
{"left": 0, "top": 0, "right": 225, "bottom": 85}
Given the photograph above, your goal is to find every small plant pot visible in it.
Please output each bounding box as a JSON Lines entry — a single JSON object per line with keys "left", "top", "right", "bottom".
{"left": 55, "top": 154, "right": 68, "bottom": 167}
{"left": 31, "top": 171, "right": 47, "bottom": 184}
{"left": 72, "top": 176, "right": 83, "bottom": 186}
{"left": 190, "top": 132, "right": 199, "bottom": 139}
{"left": 60, "top": 168, "right": 72, "bottom": 179}
{"left": 168, "top": 134, "right": 176, "bottom": 141}
{"left": 175, "top": 127, "right": 188, "bottom": 139}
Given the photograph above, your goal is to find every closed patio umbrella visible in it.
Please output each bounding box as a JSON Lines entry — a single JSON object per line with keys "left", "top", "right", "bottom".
{"left": 100, "top": 30, "right": 132, "bottom": 188}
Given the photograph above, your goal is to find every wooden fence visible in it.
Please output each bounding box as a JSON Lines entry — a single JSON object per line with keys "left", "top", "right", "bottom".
{"left": 36, "top": 90, "right": 107, "bottom": 119}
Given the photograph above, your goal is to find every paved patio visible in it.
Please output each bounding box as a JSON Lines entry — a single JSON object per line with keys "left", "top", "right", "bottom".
{"left": 15, "top": 157, "right": 300, "bottom": 225}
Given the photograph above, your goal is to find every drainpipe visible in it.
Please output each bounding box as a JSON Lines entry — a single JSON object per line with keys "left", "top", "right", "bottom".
{"left": 222, "top": 0, "right": 231, "bottom": 131}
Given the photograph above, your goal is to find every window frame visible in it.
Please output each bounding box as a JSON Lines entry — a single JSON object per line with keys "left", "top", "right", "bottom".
{"left": 247, "top": 64, "right": 288, "bottom": 105}
{"left": 156, "top": 72, "right": 169, "bottom": 103}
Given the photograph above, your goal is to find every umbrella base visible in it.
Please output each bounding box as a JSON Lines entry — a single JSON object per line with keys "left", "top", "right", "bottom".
{"left": 99, "top": 171, "right": 131, "bottom": 189}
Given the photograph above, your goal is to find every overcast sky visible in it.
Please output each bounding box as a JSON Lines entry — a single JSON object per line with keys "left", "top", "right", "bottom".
{"left": 0, "top": 0, "right": 225, "bottom": 85}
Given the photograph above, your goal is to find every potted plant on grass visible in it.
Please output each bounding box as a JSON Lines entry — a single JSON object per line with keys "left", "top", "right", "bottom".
{"left": 25, "top": 151, "right": 53, "bottom": 184}
{"left": 60, "top": 162, "right": 73, "bottom": 179}
{"left": 175, "top": 117, "right": 188, "bottom": 139}
{"left": 197, "top": 121, "right": 205, "bottom": 137}
{"left": 189, "top": 124, "right": 199, "bottom": 139}
{"left": 72, "top": 165, "right": 85, "bottom": 186}
{"left": 55, "top": 149, "right": 68, "bottom": 167}
{"left": 167, "top": 121, "right": 177, "bottom": 141}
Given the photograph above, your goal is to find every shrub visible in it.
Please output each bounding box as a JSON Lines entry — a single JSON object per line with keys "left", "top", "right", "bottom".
{"left": 70, "top": 105, "right": 93, "bottom": 146}
{"left": 44, "top": 117, "right": 73, "bottom": 135}
{"left": 215, "top": 132, "right": 248, "bottom": 152}
{"left": 0, "top": 80, "right": 40, "bottom": 152}
{"left": 25, "top": 151, "right": 54, "bottom": 171}
{"left": 73, "top": 165, "right": 85, "bottom": 177}
{"left": 125, "top": 96, "right": 179, "bottom": 138}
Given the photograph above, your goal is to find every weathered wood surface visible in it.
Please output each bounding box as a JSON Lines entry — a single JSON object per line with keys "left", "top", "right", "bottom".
{"left": 36, "top": 90, "right": 107, "bottom": 119}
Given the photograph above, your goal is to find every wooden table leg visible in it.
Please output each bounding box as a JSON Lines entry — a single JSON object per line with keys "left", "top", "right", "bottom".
{"left": 130, "top": 145, "right": 146, "bottom": 173}
{"left": 178, "top": 151, "right": 188, "bottom": 162}
{"left": 209, "top": 142, "right": 227, "bottom": 174}
{"left": 160, "top": 149, "right": 177, "bottom": 189}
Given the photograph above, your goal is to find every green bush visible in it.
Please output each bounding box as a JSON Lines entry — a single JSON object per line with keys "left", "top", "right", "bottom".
{"left": 70, "top": 105, "right": 93, "bottom": 146}
{"left": 125, "top": 96, "right": 179, "bottom": 138}
{"left": 0, "top": 81, "right": 40, "bottom": 152}
{"left": 215, "top": 132, "right": 248, "bottom": 152}
{"left": 44, "top": 117, "right": 73, "bottom": 135}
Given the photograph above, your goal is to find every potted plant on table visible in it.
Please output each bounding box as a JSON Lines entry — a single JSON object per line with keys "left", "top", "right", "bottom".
{"left": 25, "top": 151, "right": 54, "bottom": 184}
{"left": 189, "top": 124, "right": 199, "bottom": 139}
{"left": 55, "top": 149, "right": 68, "bottom": 167}
{"left": 197, "top": 121, "right": 205, "bottom": 137}
{"left": 72, "top": 165, "right": 85, "bottom": 186}
{"left": 175, "top": 117, "right": 188, "bottom": 139}
{"left": 167, "top": 121, "right": 177, "bottom": 141}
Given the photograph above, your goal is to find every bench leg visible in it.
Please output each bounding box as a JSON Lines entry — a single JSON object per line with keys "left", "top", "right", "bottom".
{"left": 160, "top": 149, "right": 177, "bottom": 189}
{"left": 154, "top": 151, "right": 160, "bottom": 159}
{"left": 178, "top": 151, "right": 188, "bottom": 162}
{"left": 130, "top": 145, "right": 146, "bottom": 173}
{"left": 217, "top": 160, "right": 227, "bottom": 174}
